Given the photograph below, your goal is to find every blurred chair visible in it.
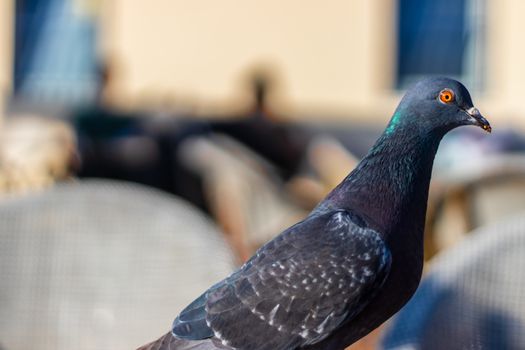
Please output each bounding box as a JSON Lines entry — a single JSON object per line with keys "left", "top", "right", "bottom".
{"left": 0, "top": 179, "right": 235, "bottom": 350}
{"left": 179, "top": 134, "right": 307, "bottom": 261}
{"left": 427, "top": 155, "right": 525, "bottom": 254}
{"left": 305, "top": 135, "right": 359, "bottom": 192}
{"left": 382, "top": 213, "right": 525, "bottom": 350}
{"left": 286, "top": 135, "right": 359, "bottom": 209}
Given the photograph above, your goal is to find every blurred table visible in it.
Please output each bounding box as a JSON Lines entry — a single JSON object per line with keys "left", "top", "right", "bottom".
{"left": 427, "top": 154, "right": 525, "bottom": 255}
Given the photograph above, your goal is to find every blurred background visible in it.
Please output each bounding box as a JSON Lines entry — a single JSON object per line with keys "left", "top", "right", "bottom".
{"left": 2, "top": 0, "right": 525, "bottom": 349}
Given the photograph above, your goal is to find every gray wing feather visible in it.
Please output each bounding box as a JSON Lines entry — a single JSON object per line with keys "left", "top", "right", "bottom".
{"left": 172, "top": 210, "right": 391, "bottom": 350}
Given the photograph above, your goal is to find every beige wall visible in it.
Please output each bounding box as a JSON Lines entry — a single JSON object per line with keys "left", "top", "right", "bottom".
{"left": 105, "top": 0, "right": 399, "bottom": 122}
{"left": 104, "top": 0, "right": 525, "bottom": 127}
{"left": 483, "top": 0, "right": 525, "bottom": 128}
{"left": 2, "top": 1, "right": 525, "bottom": 127}
{"left": 0, "top": 0, "right": 14, "bottom": 117}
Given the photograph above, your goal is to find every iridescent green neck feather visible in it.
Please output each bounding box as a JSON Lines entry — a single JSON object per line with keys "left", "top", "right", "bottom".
{"left": 385, "top": 111, "right": 402, "bottom": 135}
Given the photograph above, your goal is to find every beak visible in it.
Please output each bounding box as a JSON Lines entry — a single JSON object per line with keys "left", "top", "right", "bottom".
{"left": 465, "top": 107, "right": 491, "bottom": 133}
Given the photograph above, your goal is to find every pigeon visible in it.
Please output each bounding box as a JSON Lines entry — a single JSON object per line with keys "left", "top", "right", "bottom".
{"left": 138, "top": 77, "right": 491, "bottom": 350}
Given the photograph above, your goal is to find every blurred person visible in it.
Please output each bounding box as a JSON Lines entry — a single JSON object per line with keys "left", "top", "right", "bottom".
{"left": 210, "top": 70, "right": 310, "bottom": 180}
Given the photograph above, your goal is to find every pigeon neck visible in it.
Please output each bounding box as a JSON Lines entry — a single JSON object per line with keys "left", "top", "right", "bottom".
{"left": 319, "top": 125, "right": 444, "bottom": 236}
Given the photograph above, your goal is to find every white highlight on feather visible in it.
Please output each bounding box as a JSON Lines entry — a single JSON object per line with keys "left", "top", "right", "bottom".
{"left": 214, "top": 329, "right": 230, "bottom": 347}
{"left": 299, "top": 329, "right": 310, "bottom": 338}
{"left": 314, "top": 313, "right": 334, "bottom": 334}
{"left": 329, "top": 211, "right": 349, "bottom": 232}
{"left": 252, "top": 307, "right": 266, "bottom": 321}
{"left": 359, "top": 252, "right": 372, "bottom": 261}
{"left": 268, "top": 304, "right": 280, "bottom": 325}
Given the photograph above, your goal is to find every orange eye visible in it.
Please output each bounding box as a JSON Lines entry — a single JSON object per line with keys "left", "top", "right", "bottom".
{"left": 439, "top": 89, "right": 455, "bottom": 104}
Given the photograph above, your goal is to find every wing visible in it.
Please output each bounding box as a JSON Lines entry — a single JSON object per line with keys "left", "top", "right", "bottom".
{"left": 172, "top": 210, "right": 391, "bottom": 350}
{"left": 137, "top": 332, "right": 221, "bottom": 350}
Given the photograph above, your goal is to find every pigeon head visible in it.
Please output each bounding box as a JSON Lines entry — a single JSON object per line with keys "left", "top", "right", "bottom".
{"left": 387, "top": 77, "right": 491, "bottom": 136}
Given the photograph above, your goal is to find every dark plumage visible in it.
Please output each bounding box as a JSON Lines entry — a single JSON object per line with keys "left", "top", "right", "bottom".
{"left": 138, "top": 77, "right": 491, "bottom": 350}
